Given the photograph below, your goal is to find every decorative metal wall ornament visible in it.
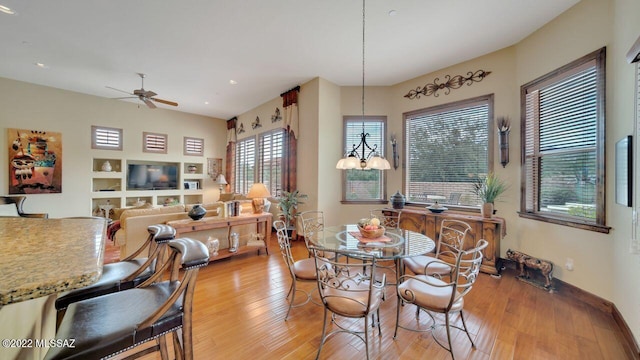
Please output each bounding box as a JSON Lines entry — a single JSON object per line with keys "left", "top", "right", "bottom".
{"left": 236, "top": 122, "right": 245, "bottom": 134}
{"left": 251, "top": 116, "right": 262, "bottom": 129}
{"left": 497, "top": 116, "right": 511, "bottom": 168}
{"left": 404, "top": 70, "right": 492, "bottom": 100}
{"left": 271, "top": 107, "right": 282, "bottom": 123}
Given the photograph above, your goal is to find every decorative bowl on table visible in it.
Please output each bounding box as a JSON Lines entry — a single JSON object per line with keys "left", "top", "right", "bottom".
{"left": 357, "top": 224, "right": 385, "bottom": 238}
{"left": 427, "top": 204, "right": 448, "bottom": 213}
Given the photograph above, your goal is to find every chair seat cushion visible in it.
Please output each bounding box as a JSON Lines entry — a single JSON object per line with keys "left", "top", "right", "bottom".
{"left": 293, "top": 257, "right": 317, "bottom": 280}
{"left": 403, "top": 255, "right": 452, "bottom": 276}
{"left": 398, "top": 275, "right": 463, "bottom": 312}
{"left": 46, "top": 281, "right": 182, "bottom": 360}
{"left": 55, "top": 258, "right": 152, "bottom": 310}
{"left": 323, "top": 281, "right": 384, "bottom": 317}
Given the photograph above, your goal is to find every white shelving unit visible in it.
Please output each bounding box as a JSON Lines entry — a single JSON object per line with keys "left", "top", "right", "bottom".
{"left": 91, "top": 158, "right": 206, "bottom": 216}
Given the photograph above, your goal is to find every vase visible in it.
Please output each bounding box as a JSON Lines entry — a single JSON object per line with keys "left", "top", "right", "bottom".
{"left": 187, "top": 164, "right": 197, "bottom": 174}
{"left": 188, "top": 204, "right": 207, "bottom": 220}
{"left": 101, "top": 161, "right": 112, "bottom": 172}
{"left": 390, "top": 191, "right": 406, "bottom": 209}
{"left": 481, "top": 202, "right": 494, "bottom": 218}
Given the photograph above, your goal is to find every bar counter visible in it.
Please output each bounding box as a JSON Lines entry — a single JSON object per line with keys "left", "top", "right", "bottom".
{"left": 0, "top": 217, "right": 107, "bottom": 360}
{"left": 0, "top": 217, "right": 107, "bottom": 305}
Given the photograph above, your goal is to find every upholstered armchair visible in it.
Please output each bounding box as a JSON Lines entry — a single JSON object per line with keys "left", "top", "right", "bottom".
{"left": 0, "top": 196, "right": 48, "bottom": 218}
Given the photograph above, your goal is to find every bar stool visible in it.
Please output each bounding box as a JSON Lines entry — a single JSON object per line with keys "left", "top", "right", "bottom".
{"left": 55, "top": 224, "right": 176, "bottom": 328}
{"left": 45, "top": 237, "right": 209, "bottom": 360}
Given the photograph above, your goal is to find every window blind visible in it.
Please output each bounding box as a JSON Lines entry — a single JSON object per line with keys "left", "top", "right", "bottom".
{"left": 259, "top": 129, "right": 284, "bottom": 196}
{"left": 234, "top": 137, "right": 255, "bottom": 194}
{"left": 522, "top": 53, "right": 603, "bottom": 225}
{"left": 404, "top": 97, "right": 490, "bottom": 206}
{"left": 92, "top": 126, "right": 122, "bottom": 150}
{"left": 184, "top": 137, "right": 204, "bottom": 156}
{"left": 343, "top": 117, "right": 385, "bottom": 201}
{"left": 143, "top": 132, "right": 167, "bottom": 154}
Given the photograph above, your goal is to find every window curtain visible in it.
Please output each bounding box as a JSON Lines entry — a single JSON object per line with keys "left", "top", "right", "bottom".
{"left": 281, "top": 87, "right": 299, "bottom": 192}
{"left": 225, "top": 117, "right": 237, "bottom": 193}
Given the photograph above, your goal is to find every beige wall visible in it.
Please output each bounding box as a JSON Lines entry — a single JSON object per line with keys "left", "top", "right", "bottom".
{"left": 0, "top": 77, "right": 227, "bottom": 217}
{"left": 612, "top": 0, "right": 640, "bottom": 344}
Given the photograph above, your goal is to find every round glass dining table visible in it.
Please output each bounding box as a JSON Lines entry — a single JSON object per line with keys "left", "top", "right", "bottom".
{"left": 306, "top": 224, "right": 435, "bottom": 260}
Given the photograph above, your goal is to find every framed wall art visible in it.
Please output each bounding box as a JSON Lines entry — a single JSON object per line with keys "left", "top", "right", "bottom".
{"left": 615, "top": 135, "right": 632, "bottom": 207}
{"left": 207, "top": 158, "right": 222, "bottom": 179}
{"left": 8, "top": 128, "right": 62, "bottom": 194}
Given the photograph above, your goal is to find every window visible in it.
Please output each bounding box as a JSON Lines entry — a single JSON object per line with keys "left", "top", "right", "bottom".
{"left": 234, "top": 137, "right": 255, "bottom": 194}
{"left": 143, "top": 132, "right": 168, "bottom": 154}
{"left": 258, "top": 129, "right": 284, "bottom": 197}
{"left": 91, "top": 126, "right": 122, "bottom": 151}
{"left": 521, "top": 47, "right": 608, "bottom": 233}
{"left": 342, "top": 116, "right": 387, "bottom": 203}
{"left": 183, "top": 137, "right": 204, "bottom": 156}
{"left": 404, "top": 95, "right": 493, "bottom": 207}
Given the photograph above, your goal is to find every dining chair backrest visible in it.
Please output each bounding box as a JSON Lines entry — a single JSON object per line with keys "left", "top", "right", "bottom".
{"left": 312, "top": 248, "right": 385, "bottom": 314}
{"left": 274, "top": 220, "right": 295, "bottom": 271}
{"left": 310, "top": 246, "right": 386, "bottom": 359}
{"left": 370, "top": 208, "right": 401, "bottom": 229}
{"left": 435, "top": 219, "right": 472, "bottom": 258}
{"left": 451, "top": 239, "right": 488, "bottom": 300}
{"left": 297, "top": 210, "right": 325, "bottom": 251}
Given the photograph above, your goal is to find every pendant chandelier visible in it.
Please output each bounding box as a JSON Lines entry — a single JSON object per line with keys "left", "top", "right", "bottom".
{"left": 336, "top": 0, "right": 391, "bottom": 171}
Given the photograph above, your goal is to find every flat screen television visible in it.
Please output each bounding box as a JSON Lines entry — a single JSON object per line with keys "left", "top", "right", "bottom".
{"left": 127, "top": 163, "right": 178, "bottom": 190}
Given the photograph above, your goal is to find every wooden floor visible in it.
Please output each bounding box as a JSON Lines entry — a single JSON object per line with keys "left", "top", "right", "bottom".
{"left": 111, "top": 237, "right": 633, "bottom": 360}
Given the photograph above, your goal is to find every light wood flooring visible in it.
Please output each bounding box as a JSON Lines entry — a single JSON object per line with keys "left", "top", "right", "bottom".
{"left": 110, "top": 237, "right": 634, "bottom": 360}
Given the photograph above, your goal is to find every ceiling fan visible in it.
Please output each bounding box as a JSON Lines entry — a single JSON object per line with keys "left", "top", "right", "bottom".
{"left": 106, "top": 73, "right": 178, "bottom": 109}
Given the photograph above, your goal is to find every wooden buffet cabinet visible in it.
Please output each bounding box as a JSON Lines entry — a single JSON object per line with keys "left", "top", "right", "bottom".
{"left": 396, "top": 208, "right": 505, "bottom": 275}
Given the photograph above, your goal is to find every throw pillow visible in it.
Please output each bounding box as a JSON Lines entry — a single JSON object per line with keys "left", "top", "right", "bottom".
{"left": 111, "top": 202, "right": 153, "bottom": 221}
{"left": 219, "top": 193, "right": 235, "bottom": 202}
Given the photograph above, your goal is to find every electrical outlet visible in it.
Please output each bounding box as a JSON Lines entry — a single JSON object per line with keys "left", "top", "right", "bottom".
{"left": 565, "top": 258, "right": 574, "bottom": 271}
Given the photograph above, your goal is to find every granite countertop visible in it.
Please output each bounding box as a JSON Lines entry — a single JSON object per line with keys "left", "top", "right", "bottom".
{"left": 0, "top": 217, "right": 107, "bottom": 306}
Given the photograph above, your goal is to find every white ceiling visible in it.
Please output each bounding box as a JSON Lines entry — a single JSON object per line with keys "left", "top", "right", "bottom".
{"left": 0, "top": 0, "right": 579, "bottom": 119}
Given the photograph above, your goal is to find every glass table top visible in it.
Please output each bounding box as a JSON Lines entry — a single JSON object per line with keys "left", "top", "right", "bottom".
{"left": 306, "top": 224, "right": 435, "bottom": 260}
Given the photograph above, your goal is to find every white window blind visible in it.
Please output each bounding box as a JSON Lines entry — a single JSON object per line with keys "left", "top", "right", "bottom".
{"left": 522, "top": 47, "right": 606, "bottom": 231}
{"left": 258, "top": 129, "right": 284, "bottom": 197}
{"left": 234, "top": 137, "right": 255, "bottom": 194}
{"left": 343, "top": 117, "right": 386, "bottom": 202}
{"left": 184, "top": 137, "right": 204, "bottom": 156}
{"left": 92, "top": 126, "right": 122, "bottom": 150}
{"left": 143, "top": 132, "right": 168, "bottom": 154}
{"left": 404, "top": 96, "right": 491, "bottom": 206}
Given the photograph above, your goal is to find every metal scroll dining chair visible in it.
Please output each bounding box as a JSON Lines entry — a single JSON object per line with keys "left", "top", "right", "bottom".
{"left": 298, "top": 210, "right": 333, "bottom": 259}
{"left": 274, "top": 219, "right": 318, "bottom": 320}
{"left": 45, "top": 237, "right": 209, "bottom": 360}
{"left": 369, "top": 208, "right": 401, "bottom": 229}
{"left": 394, "top": 239, "right": 488, "bottom": 360}
{"left": 403, "top": 219, "right": 472, "bottom": 280}
{"left": 311, "top": 247, "right": 386, "bottom": 360}
{"left": 368, "top": 208, "right": 401, "bottom": 285}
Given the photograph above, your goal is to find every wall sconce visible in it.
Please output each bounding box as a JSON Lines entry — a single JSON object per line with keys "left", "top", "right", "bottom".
{"left": 390, "top": 135, "right": 399, "bottom": 170}
{"left": 497, "top": 116, "right": 511, "bottom": 168}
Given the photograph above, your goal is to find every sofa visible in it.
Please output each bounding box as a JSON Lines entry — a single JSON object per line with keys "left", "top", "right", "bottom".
{"left": 112, "top": 201, "right": 251, "bottom": 259}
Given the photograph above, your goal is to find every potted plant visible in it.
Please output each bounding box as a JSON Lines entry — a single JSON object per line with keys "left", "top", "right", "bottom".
{"left": 471, "top": 172, "right": 508, "bottom": 218}
{"left": 277, "top": 190, "right": 308, "bottom": 229}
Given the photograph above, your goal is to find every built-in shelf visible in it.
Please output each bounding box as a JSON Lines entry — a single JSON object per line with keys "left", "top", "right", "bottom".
{"left": 90, "top": 158, "right": 205, "bottom": 216}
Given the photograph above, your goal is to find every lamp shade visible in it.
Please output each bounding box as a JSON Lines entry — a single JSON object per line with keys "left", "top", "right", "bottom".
{"left": 247, "top": 183, "right": 271, "bottom": 199}
{"left": 214, "top": 174, "right": 228, "bottom": 185}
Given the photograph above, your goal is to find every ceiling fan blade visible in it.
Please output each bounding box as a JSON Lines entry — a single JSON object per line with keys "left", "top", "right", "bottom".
{"left": 142, "top": 98, "right": 157, "bottom": 109}
{"left": 143, "top": 90, "right": 157, "bottom": 98}
{"left": 112, "top": 96, "right": 137, "bottom": 100}
{"left": 106, "top": 86, "right": 133, "bottom": 95}
{"left": 151, "top": 97, "right": 178, "bottom": 107}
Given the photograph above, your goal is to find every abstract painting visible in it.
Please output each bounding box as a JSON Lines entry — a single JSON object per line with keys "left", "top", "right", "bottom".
{"left": 8, "top": 128, "right": 62, "bottom": 194}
